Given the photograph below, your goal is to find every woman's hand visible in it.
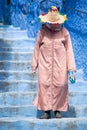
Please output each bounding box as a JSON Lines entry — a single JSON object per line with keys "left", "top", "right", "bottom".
{"left": 32, "top": 70, "right": 36, "bottom": 74}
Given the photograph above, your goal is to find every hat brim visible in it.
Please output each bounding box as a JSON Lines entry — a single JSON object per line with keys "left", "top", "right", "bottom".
{"left": 39, "top": 13, "right": 67, "bottom": 24}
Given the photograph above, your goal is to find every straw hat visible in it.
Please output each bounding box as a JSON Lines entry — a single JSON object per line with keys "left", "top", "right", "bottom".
{"left": 39, "top": 6, "right": 67, "bottom": 24}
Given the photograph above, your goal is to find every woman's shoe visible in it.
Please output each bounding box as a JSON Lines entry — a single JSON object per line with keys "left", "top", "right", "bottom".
{"left": 54, "top": 111, "right": 62, "bottom": 118}
{"left": 40, "top": 111, "right": 51, "bottom": 119}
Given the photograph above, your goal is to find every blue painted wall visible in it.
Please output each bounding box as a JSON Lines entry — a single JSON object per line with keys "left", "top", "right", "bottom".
{"left": 62, "top": 0, "right": 87, "bottom": 79}
{"left": 0, "top": 0, "right": 3, "bottom": 22}
{"left": 0, "top": 0, "right": 87, "bottom": 80}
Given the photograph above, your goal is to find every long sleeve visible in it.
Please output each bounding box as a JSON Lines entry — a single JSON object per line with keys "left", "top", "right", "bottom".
{"left": 31, "top": 29, "right": 42, "bottom": 72}
{"left": 64, "top": 29, "right": 76, "bottom": 72}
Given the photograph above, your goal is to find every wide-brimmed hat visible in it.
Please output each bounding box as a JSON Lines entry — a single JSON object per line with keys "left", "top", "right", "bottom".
{"left": 39, "top": 6, "right": 67, "bottom": 24}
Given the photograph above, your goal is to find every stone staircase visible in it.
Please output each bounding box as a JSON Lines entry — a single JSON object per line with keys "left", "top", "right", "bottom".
{"left": 0, "top": 25, "right": 87, "bottom": 130}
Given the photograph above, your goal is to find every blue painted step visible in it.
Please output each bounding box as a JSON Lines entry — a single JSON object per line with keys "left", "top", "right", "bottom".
{"left": 0, "top": 47, "right": 34, "bottom": 52}
{"left": 0, "top": 61, "right": 31, "bottom": 71}
{"left": 0, "top": 25, "right": 29, "bottom": 40}
{"left": 0, "top": 25, "right": 20, "bottom": 29}
{"left": 3, "top": 30, "right": 29, "bottom": 40}
{"left": 0, "top": 104, "right": 87, "bottom": 118}
{"left": 0, "top": 91, "right": 87, "bottom": 105}
{"left": 0, "top": 71, "right": 37, "bottom": 80}
{"left": 0, "top": 80, "right": 37, "bottom": 92}
{"left": 0, "top": 52, "right": 33, "bottom": 61}
{"left": 0, "top": 26, "right": 20, "bottom": 30}
{"left": 0, "top": 117, "right": 87, "bottom": 130}
{"left": 0, "top": 39, "right": 35, "bottom": 48}
{"left": 0, "top": 80, "right": 87, "bottom": 93}
{"left": 1, "top": 61, "right": 83, "bottom": 79}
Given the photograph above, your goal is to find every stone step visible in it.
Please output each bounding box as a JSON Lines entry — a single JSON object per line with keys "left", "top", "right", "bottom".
{"left": 0, "top": 104, "right": 87, "bottom": 118}
{"left": 0, "top": 92, "right": 36, "bottom": 105}
{"left": 0, "top": 29, "right": 29, "bottom": 40}
{"left": 0, "top": 25, "right": 20, "bottom": 30}
{"left": 0, "top": 61, "right": 85, "bottom": 81}
{"left": 0, "top": 80, "right": 37, "bottom": 92}
{"left": 0, "top": 27, "right": 21, "bottom": 31}
{"left": 0, "top": 47, "right": 34, "bottom": 52}
{"left": 0, "top": 39, "right": 35, "bottom": 47}
{"left": 0, "top": 91, "right": 87, "bottom": 106}
{"left": 0, "top": 117, "right": 87, "bottom": 130}
{"left": 0, "top": 52, "right": 33, "bottom": 61}
{"left": 0, "top": 71, "right": 37, "bottom": 80}
{"left": 2, "top": 60, "right": 83, "bottom": 75}
{"left": 0, "top": 68, "right": 86, "bottom": 86}
{"left": 0, "top": 80, "right": 87, "bottom": 93}
{"left": 0, "top": 60, "right": 32, "bottom": 71}
{"left": 0, "top": 60, "right": 85, "bottom": 80}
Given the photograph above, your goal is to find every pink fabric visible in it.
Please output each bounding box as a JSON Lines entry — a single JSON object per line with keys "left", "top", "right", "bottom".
{"left": 32, "top": 25, "right": 76, "bottom": 111}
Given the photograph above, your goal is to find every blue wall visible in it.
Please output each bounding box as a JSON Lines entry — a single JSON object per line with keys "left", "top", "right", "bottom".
{"left": 0, "top": 0, "right": 87, "bottom": 80}
{"left": 62, "top": 0, "right": 87, "bottom": 79}
{"left": 0, "top": 0, "right": 3, "bottom": 22}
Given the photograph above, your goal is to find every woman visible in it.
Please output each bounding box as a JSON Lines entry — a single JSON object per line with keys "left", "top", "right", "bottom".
{"left": 32, "top": 6, "right": 76, "bottom": 119}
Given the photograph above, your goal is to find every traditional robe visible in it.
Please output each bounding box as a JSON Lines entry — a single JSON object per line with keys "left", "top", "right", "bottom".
{"left": 32, "top": 25, "right": 76, "bottom": 111}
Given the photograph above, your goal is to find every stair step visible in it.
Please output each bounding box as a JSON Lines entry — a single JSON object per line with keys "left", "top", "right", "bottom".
{"left": 0, "top": 92, "right": 36, "bottom": 105}
{"left": 0, "top": 117, "right": 87, "bottom": 130}
{"left": 0, "top": 29, "right": 29, "bottom": 40}
{"left": 0, "top": 25, "right": 20, "bottom": 30}
{"left": 0, "top": 79, "right": 87, "bottom": 92}
{"left": 0, "top": 52, "right": 33, "bottom": 61}
{"left": 0, "top": 71, "right": 37, "bottom": 80}
{"left": 0, "top": 91, "right": 87, "bottom": 105}
{"left": 0, "top": 80, "right": 37, "bottom": 92}
{"left": 0, "top": 61, "right": 85, "bottom": 83}
{"left": 0, "top": 39, "right": 35, "bottom": 47}
{"left": 0, "top": 104, "right": 87, "bottom": 118}
{"left": 0, "top": 61, "right": 85, "bottom": 74}
{"left": 0, "top": 47, "right": 34, "bottom": 52}
{"left": 0, "top": 61, "right": 32, "bottom": 71}
{"left": 0, "top": 60, "right": 85, "bottom": 79}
